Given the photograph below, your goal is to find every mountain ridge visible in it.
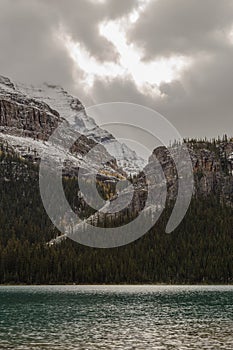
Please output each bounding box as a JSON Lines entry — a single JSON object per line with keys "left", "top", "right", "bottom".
{"left": 12, "top": 76, "right": 146, "bottom": 174}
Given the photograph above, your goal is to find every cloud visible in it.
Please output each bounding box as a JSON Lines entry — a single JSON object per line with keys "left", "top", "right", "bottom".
{"left": 0, "top": 0, "right": 233, "bottom": 139}
{"left": 89, "top": 0, "right": 233, "bottom": 138}
{"left": 0, "top": 0, "right": 76, "bottom": 89}
{"left": 129, "top": 0, "right": 233, "bottom": 59}
{"left": 89, "top": 46, "right": 233, "bottom": 139}
{"left": 124, "top": 0, "right": 233, "bottom": 138}
{"left": 0, "top": 0, "right": 136, "bottom": 88}
{"left": 155, "top": 48, "right": 233, "bottom": 138}
{"left": 42, "top": 0, "right": 118, "bottom": 62}
{"left": 91, "top": 76, "right": 149, "bottom": 105}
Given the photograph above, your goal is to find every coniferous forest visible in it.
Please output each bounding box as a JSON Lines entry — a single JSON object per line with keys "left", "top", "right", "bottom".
{"left": 0, "top": 147, "right": 233, "bottom": 285}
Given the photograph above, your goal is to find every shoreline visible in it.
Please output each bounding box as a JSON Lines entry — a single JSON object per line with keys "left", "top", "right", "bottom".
{"left": 1, "top": 283, "right": 233, "bottom": 286}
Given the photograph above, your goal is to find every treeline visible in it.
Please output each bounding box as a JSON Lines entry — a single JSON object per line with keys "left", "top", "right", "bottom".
{"left": 0, "top": 149, "right": 232, "bottom": 284}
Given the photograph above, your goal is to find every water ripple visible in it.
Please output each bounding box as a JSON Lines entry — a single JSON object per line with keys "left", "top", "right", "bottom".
{"left": 0, "top": 285, "right": 232, "bottom": 349}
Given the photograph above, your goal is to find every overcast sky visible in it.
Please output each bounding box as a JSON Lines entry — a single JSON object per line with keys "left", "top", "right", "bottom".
{"left": 1, "top": 0, "right": 233, "bottom": 139}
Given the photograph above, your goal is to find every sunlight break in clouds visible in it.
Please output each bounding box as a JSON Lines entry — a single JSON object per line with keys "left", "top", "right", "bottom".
{"left": 58, "top": 0, "right": 191, "bottom": 96}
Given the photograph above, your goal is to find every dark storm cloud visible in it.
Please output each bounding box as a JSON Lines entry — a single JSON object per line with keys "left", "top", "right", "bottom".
{"left": 155, "top": 48, "right": 233, "bottom": 138}
{"left": 0, "top": 0, "right": 136, "bottom": 88}
{"left": 96, "top": 0, "right": 233, "bottom": 138}
{"left": 39, "top": 0, "right": 117, "bottom": 62}
{"left": 0, "top": 0, "right": 233, "bottom": 138}
{"left": 91, "top": 44, "right": 233, "bottom": 138}
{"left": 91, "top": 77, "right": 146, "bottom": 104}
{"left": 129, "top": 0, "right": 233, "bottom": 59}
{"left": 42, "top": 0, "right": 136, "bottom": 61}
{"left": 0, "top": 0, "right": 76, "bottom": 88}
{"left": 124, "top": 0, "right": 233, "bottom": 137}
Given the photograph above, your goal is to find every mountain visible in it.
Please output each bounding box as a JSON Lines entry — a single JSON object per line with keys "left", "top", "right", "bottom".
{"left": 64, "top": 138, "right": 233, "bottom": 247}
{"left": 16, "top": 78, "right": 146, "bottom": 174}
{"left": 0, "top": 75, "right": 128, "bottom": 181}
{"left": 1, "top": 74, "right": 232, "bottom": 217}
{"left": 149, "top": 140, "right": 233, "bottom": 205}
{"left": 0, "top": 75, "right": 233, "bottom": 283}
{"left": 0, "top": 147, "right": 232, "bottom": 284}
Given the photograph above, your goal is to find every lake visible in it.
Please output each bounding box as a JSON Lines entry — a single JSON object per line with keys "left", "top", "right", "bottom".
{"left": 0, "top": 285, "right": 232, "bottom": 349}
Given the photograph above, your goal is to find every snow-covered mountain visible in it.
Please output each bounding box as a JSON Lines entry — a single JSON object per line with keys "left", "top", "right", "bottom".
{"left": 17, "top": 81, "right": 146, "bottom": 174}
{"left": 0, "top": 75, "right": 124, "bottom": 180}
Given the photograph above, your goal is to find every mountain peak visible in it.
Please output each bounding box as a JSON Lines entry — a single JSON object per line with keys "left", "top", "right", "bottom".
{"left": 0, "top": 75, "right": 146, "bottom": 175}
{"left": 16, "top": 79, "right": 146, "bottom": 174}
{"left": 0, "top": 75, "right": 15, "bottom": 91}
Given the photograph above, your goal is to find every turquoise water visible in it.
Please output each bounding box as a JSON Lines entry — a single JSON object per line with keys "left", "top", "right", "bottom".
{"left": 0, "top": 285, "right": 233, "bottom": 349}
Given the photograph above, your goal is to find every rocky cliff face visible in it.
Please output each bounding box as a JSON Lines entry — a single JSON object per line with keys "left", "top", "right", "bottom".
{"left": 148, "top": 140, "right": 233, "bottom": 205}
{"left": 0, "top": 76, "right": 61, "bottom": 140}
{"left": 89, "top": 140, "right": 233, "bottom": 226}
{"left": 0, "top": 75, "right": 125, "bottom": 180}
{"left": 0, "top": 75, "right": 233, "bottom": 233}
{"left": 0, "top": 98, "right": 60, "bottom": 140}
{"left": 17, "top": 81, "right": 146, "bottom": 174}
{"left": 0, "top": 75, "right": 147, "bottom": 178}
